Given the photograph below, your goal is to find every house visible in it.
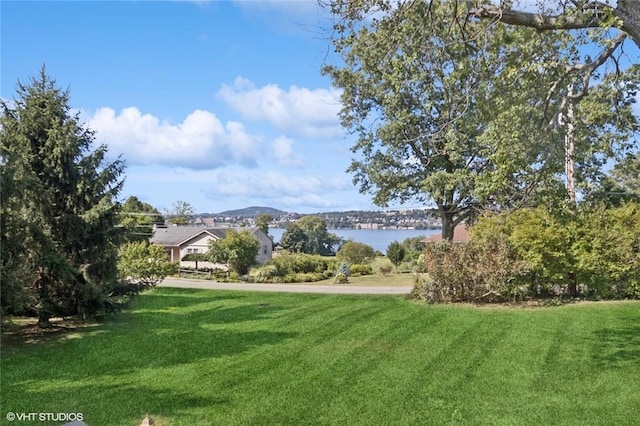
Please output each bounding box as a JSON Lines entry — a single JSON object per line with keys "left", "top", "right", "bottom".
{"left": 421, "top": 225, "right": 469, "bottom": 244}
{"left": 150, "top": 226, "right": 273, "bottom": 265}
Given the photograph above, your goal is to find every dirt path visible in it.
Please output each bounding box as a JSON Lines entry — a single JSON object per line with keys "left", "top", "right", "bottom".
{"left": 159, "top": 277, "right": 413, "bottom": 295}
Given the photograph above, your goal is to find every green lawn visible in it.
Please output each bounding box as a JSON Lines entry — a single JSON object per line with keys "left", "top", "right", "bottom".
{"left": 2, "top": 289, "right": 639, "bottom": 426}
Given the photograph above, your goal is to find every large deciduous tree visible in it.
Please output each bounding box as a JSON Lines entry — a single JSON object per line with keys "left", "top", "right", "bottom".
{"left": 0, "top": 68, "right": 125, "bottom": 325}
{"left": 324, "top": 1, "right": 557, "bottom": 239}
{"left": 324, "top": 0, "right": 638, "bottom": 239}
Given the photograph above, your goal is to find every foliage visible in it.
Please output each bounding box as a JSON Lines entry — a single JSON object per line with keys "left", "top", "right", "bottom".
{"left": 336, "top": 240, "right": 376, "bottom": 265}
{"left": 472, "top": 207, "right": 575, "bottom": 292}
{"left": 271, "top": 252, "right": 330, "bottom": 276}
{"left": 324, "top": 1, "right": 558, "bottom": 238}
{"left": 350, "top": 264, "right": 373, "bottom": 277}
{"left": 165, "top": 200, "right": 194, "bottom": 225}
{"left": 399, "top": 236, "right": 426, "bottom": 261}
{"left": 464, "top": 204, "right": 640, "bottom": 300}
{"left": 119, "top": 196, "right": 163, "bottom": 242}
{"left": 586, "top": 153, "right": 640, "bottom": 207}
{"left": 386, "top": 242, "right": 406, "bottom": 270}
{"left": 117, "top": 242, "right": 176, "bottom": 291}
{"left": 0, "top": 68, "right": 125, "bottom": 324}
{"left": 574, "top": 203, "right": 640, "bottom": 298}
{"left": 324, "top": 1, "right": 639, "bottom": 238}
{"left": 334, "top": 272, "right": 349, "bottom": 284}
{"left": 419, "top": 237, "right": 530, "bottom": 303}
{"left": 207, "top": 230, "right": 259, "bottom": 275}
{"left": 248, "top": 264, "right": 279, "bottom": 283}
{"left": 279, "top": 216, "right": 342, "bottom": 255}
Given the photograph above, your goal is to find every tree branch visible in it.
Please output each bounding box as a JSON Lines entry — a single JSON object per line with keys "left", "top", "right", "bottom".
{"left": 465, "top": 0, "right": 640, "bottom": 48}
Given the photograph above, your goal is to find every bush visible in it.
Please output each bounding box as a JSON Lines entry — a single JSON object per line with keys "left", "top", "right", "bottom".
{"left": 118, "top": 242, "right": 177, "bottom": 290}
{"left": 350, "top": 264, "right": 373, "bottom": 276}
{"left": 272, "top": 253, "right": 329, "bottom": 276}
{"left": 575, "top": 203, "right": 640, "bottom": 298}
{"left": 418, "top": 237, "right": 530, "bottom": 303}
{"left": 334, "top": 272, "right": 349, "bottom": 284}
{"left": 248, "top": 264, "right": 278, "bottom": 283}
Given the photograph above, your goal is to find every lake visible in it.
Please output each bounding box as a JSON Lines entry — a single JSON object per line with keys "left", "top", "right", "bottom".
{"left": 269, "top": 228, "right": 440, "bottom": 254}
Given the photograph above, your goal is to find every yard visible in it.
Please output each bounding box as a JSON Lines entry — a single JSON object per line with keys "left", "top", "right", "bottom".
{"left": 1, "top": 288, "right": 639, "bottom": 425}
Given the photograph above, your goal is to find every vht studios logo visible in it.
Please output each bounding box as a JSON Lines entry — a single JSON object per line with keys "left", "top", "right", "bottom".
{"left": 6, "top": 412, "right": 84, "bottom": 422}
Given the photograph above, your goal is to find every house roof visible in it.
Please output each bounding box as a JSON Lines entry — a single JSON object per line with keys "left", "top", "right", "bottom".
{"left": 150, "top": 226, "right": 264, "bottom": 247}
{"left": 421, "top": 225, "right": 469, "bottom": 243}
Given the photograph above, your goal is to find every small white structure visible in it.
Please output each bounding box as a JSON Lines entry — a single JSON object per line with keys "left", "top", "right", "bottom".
{"left": 150, "top": 226, "right": 273, "bottom": 265}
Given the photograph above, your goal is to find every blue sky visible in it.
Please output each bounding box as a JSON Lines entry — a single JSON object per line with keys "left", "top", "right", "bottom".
{"left": 2, "top": 0, "right": 377, "bottom": 214}
{"left": 2, "top": 1, "right": 639, "bottom": 215}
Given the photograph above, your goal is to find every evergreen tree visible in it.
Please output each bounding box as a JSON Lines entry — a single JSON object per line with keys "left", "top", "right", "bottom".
{"left": 0, "top": 68, "right": 125, "bottom": 325}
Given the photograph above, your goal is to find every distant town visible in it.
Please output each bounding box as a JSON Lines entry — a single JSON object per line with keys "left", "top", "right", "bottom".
{"left": 190, "top": 206, "right": 442, "bottom": 230}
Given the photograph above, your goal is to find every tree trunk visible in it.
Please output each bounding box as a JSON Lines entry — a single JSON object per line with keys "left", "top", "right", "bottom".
{"left": 618, "top": 0, "right": 640, "bottom": 48}
{"left": 568, "top": 272, "right": 578, "bottom": 298}
{"left": 35, "top": 268, "right": 53, "bottom": 328}
{"left": 439, "top": 209, "right": 456, "bottom": 241}
{"left": 564, "top": 86, "right": 576, "bottom": 205}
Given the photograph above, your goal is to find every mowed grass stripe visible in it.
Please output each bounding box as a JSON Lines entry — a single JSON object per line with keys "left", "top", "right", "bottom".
{"left": 1, "top": 289, "right": 638, "bottom": 425}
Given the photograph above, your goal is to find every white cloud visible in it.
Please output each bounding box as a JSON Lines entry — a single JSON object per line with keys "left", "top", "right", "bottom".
{"left": 218, "top": 77, "right": 343, "bottom": 138}
{"left": 272, "top": 136, "right": 304, "bottom": 167}
{"left": 201, "top": 168, "right": 350, "bottom": 199}
{"left": 87, "top": 107, "right": 263, "bottom": 170}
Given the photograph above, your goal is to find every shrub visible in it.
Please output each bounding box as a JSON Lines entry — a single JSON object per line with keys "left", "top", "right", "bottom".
{"left": 350, "top": 264, "right": 373, "bottom": 276}
{"left": 419, "top": 236, "right": 529, "bottom": 303}
{"left": 379, "top": 265, "right": 393, "bottom": 276}
{"left": 118, "top": 242, "right": 177, "bottom": 290}
{"left": 272, "top": 253, "right": 329, "bottom": 275}
{"left": 334, "top": 272, "right": 349, "bottom": 284}
{"left": 248, "top": 264, "right": 278, "bottom": 283}
{"left": 575, "top": 203, "right": 640, "bottom": 299}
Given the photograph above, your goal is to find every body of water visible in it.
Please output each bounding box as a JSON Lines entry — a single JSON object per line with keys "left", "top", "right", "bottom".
{"left": 269, "top": 228, "right": 440, "bottom": 254}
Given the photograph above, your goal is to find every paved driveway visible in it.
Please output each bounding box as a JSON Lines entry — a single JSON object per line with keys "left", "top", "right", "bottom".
{"left": 159, "top": 277, "right": 413, "bottom": 295}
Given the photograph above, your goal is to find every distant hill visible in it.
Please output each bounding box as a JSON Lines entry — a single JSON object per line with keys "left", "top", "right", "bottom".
{"left": 217, "top": 206, "right": 288, "bottom": 217}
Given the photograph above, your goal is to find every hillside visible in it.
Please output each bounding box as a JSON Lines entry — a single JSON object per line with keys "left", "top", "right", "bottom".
{"left": 217, "top": 206, "right": 288, "bottom": 217}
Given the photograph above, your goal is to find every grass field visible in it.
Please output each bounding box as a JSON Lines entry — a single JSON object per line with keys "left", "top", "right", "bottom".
{"left": 2, "top": 288, "right": 639, "bottom": 425}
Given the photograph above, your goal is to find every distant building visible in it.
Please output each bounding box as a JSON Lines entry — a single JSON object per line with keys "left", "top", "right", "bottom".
{"left": 150, "top": 226, "right": 273, "bottom": 265}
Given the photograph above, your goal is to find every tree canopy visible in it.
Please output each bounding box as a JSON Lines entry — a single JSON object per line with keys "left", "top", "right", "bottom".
{"left": 207, "top": 230, "right": 260, "bottom": 275}
{"left": 280, "top": 216, "right": 342, "bottom": 255}
{"left": 323, "top": 0, "right": 638, "bottom": 239}
{"left": 165, "top": 200, "right": 194, "bottom": 225}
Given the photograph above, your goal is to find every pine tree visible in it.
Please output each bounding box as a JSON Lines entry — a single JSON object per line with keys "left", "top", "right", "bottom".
{"left": 0, "top": 67, "right": 125, "bottom": 326}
